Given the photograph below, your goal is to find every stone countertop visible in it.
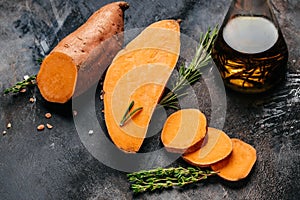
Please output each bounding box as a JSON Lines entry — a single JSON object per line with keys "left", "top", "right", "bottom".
{"left": 0, "top": 0, "right": 299, "bottom": 199}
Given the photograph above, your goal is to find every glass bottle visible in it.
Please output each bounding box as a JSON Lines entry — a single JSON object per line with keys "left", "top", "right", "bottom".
{"left": 212, "top": 0, "right": 288, "bottom": 93}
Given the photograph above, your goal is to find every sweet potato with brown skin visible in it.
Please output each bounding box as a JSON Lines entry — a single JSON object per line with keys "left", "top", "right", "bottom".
{"left": 37, "top": 1, "right": 129, "bottom": 103}
{"left": 211, "top": 138, "right": 257, "bottom": 181}
{"left": 183, "top": 127, "right": 232, "bottom": 167}
{"left": 161, "top": 109, "right": 207, "bottom": 154}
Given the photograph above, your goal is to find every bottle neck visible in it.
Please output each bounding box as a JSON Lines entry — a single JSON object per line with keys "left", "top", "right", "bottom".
{"left": 235, "top": 0, "right": 268, "bottom": 9}
{"left": 231, "top": 0, "right": 273, "bottom": 18}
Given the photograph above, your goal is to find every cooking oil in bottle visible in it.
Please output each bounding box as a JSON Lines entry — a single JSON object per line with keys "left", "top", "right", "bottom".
{"left": 212, "top": 0, "right": 288, "bottom": 93}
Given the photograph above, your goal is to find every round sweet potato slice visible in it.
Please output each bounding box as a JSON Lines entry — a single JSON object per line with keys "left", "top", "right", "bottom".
{"left": 182, "top": 127, "right": 232, "bottom": 167}
{"left": 161, "top": 109, "right": 207, "bottom": 154}
{"left": 211, "top": 138, "right": 257, "bottom": 181}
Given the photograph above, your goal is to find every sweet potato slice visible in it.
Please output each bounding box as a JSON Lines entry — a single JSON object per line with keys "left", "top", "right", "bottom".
{"left": 211, "top": 138, "right": 257, "bottom": 181}
{"left": 182, "top": 127, "right": 232, "bottom": 167}
{"left": 103, "top": 20, "right": 181, "bottom": 153}
{"left": 37, "top": 1, "right": 129, "bottom": 103}
{"left": 161, "top": 109, "right": 207, "bottom": 154}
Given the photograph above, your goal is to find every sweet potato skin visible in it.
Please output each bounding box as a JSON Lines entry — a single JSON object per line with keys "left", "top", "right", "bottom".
{"left": 37, "top": 1, "right": 129, "bottom": 103}
{"left": 51, "top": 1, "right": 129, "bottom": 67}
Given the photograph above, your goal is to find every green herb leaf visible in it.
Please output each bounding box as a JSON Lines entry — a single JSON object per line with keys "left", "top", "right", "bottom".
{"left": 4, "top": 74, "right": 37, "bottom": 94}
{"left": 159, "top": 26, "right": 219, "bottom": 109}
{"left": 119, "top": 101, "right": 143, "bottom": 127}
{"left": 127, "top": 166, "right": 217, "bottom": 194}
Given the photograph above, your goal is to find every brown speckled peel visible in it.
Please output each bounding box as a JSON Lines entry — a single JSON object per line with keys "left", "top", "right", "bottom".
{"left": 37, "top": 1, "right": 129, "bottom": 103}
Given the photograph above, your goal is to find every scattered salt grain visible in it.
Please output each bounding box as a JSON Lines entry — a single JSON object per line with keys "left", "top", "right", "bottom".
{"left": 73, "top": 110, "right": 78, "bottom": 116}
{"left": 49, "top": 143, "right": 55, "bottom": 149}
{"left": 7, "top": 123, "right": 12, "bottom": 129}
{"left": 88, "top": 130, "right": 94, "bottom": 135}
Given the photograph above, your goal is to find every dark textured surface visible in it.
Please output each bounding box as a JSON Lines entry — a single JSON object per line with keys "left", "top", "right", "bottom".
{"left": 0, "top": 0, "right": 299, "bottom": 199}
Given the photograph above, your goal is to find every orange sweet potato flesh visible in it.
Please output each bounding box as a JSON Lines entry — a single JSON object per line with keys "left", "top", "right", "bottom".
{"left": 183, "top": 127, "right": 232, "bottom": 167}
{"left": 211, "top": 138, "right": 257, "bottom": 181}
{"left": 103, "top": 20, "right": 181, "bottom": 153}
{"left": 161, "top": 109, "right": 207, "bottom": 154}
{"left": 37, "top": 1, "right": 129, "bottom": 103}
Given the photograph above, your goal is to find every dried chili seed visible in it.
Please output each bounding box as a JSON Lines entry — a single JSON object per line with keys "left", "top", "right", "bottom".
{"left": 46, "top": 123, "right": 53, "bottom": 129}
{"left": 20, "top": 88, "right": 27, "bottom": 93}
{"left": 29, "top": 97, "right": 36, "bottom": 103}
{"left": 37, "top": 124, "right": 45, "bottom": 131}
{"left": 45, "top": 113, "right": 52, "bottom": 119}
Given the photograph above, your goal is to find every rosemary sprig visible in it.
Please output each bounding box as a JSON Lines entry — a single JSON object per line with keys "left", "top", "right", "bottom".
{"left": 4, "top": 74, "right": 37, "bottom": 94}
{"left": 159, "top": 26, "right": 219, "bottom": 109}
{"left": 127, "top": 166, "right": 217, "bottom": 194}
{"left": 119, "top": 101, "right": 143, "bottom": 127}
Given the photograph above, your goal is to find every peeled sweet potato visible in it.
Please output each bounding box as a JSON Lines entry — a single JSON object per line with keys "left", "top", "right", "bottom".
{"left": 183, "top": 127, "right": 232, "bottom": 167}
{"left": 103, "top": 20, "right": 181, "bottom": 153}
{"left": 37, "top": 1, "right": 129, "bottom": 103}
{"left": 211, "top": 138, "right": 257, "bottom": 181}
{"left": 161, "top": 109, "right": 207, "bottom": 154}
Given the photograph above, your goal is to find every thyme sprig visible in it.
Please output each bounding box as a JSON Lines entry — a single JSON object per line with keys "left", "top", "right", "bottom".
{"left": 3, "top": 57, "right": 43, "bottom": 94}
{"left": 119, "top": 101, "right": 143, "bottom": 127}
{"left": 127, "top": 166, "right": 217, "bottom": 194}
{"left": 4, "top": 75, "right": 37, "bottom": 94}
{"left": 159, "top": 26, "right": 219, "bottom": 109}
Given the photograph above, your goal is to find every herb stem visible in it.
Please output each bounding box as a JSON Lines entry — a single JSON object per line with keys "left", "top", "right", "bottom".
{"left": 119, "top": 101, "right": 143, "bottom": 127}
{"left": 127, "top": 166, "right": 217, "bottom": 194}
{"left": 159, "top": 26, "right": 219, "bottom": 109}
{"left": 4, "top": 74, "right": 37, "bottom": 94}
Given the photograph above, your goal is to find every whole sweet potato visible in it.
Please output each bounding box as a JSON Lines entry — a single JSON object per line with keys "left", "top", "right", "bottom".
{"left": 37, "top": 1, "right": 129, "bottom": 103}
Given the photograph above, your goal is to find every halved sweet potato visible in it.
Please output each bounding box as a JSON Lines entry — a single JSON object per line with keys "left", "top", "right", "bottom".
{"left": 161, "top": 109, "right": 207, "bottom": 154}
{"left": 103, "top": 20, "right": 181, "bottom": 153}
{"left": 211, "top": 138, "right": 257, "bottom": 181}
{"left": 182, "top": 127, "right": 232, "bottom": 167}
{"left": 37, "top": 1, "right": 129, "bottom": 103}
